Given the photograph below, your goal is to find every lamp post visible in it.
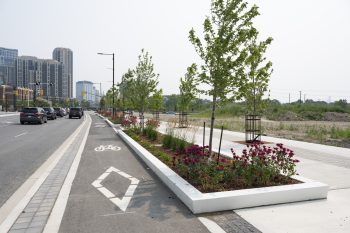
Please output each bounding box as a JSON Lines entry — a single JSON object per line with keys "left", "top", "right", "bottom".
{"left": 97, "top": 52, "right": 115, "bottom": 117}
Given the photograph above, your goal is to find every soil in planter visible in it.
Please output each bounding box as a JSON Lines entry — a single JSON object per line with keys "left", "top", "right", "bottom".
{"left": 125, "top": 129, "right": 302, "bottom": 193}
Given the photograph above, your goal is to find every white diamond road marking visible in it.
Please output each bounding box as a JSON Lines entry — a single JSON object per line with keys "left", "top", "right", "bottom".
{"left": 94, "top": 145, "right": 121, "bottom": 152}
{"left": 91, "top": 166, "right": 139, "bottom": 212}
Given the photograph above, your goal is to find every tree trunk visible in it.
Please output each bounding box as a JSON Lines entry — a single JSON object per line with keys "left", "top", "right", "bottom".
{"left": 208, "top": 95, "right": 216, "bottom": 156}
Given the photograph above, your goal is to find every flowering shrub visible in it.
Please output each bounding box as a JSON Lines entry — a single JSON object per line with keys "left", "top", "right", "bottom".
{"left": 146, "top": 118, "right": 160, "bottom": 129}
{"left": 172, "top": 145, "right": 225, "bottom": 190}
{"left": 172, "top": 143, "right": 299, "bottom": 191}
{"left": 230, "top": 143, "right": 299, "bottom": 186}
{"left": 122, "top": 116, "right": 137, "bottom": 128}
{"left": 125, "top": 126, "right": 300, "bottom": 192}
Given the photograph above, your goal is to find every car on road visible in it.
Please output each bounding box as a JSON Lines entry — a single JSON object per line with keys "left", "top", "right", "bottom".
{"left": 43, "top": 107, "right": 57, "bottom": 120}
{"left": 20, "top": 107, "right": 48, "bottom": 124}
{"left": 54, "top": 107, "right": 66, "bottom": 117}
{"left": 69, "top": 107, "right": 83, "bottom": 119}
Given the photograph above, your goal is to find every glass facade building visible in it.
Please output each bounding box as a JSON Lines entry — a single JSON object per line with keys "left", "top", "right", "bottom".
{"left": 0, "top": 47, "right": 18, "bottom": 86}
{"left": 76, "top": 81, "right": 96, "bottom": 104}
{"left": 52, "top": 48, "right": 73, "bottom": 99}
{"left": 16, "top": 56, "right": 63, "bottom": 100}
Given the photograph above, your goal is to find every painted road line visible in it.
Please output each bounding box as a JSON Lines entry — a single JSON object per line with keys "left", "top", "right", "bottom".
{"left": 0, "top": 113, "right": 19, "bottom": 118}
{"left": 91, "top": 166, "right": 139, "bottom": 212}
{"left": 0, "top": 114, "right": 88, "bottom": 233}
{"left": 198, "top": 217, "right": 227, "bottom": 233}
{"left": 14, "top": 132, "right": 27, "bottom": 138}
{"left": 43, "top": 114, "right": 91, "bottom": 233}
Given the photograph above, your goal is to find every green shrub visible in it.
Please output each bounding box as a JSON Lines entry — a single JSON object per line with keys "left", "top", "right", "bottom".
{"left": 162, "top": 134, "right": 173, "bottom": 149}
{"left": 155, "top": 151, "right": 171, "bottom": 164}
{"left": 142, "top": 127, "right": 158, "bottom": 141}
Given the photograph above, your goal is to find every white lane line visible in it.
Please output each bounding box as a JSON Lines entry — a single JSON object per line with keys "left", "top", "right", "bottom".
{"left": 43, "top": 114, "right": 92, "bottom": 233}
{"left": 198, "top": 217, "right": 227, "bottom": 233}
{"left": 0, "top": 114, "right": 89, "bottom": 233}
{"left": 0, "top": 113, "right": 19, "bottom": 118}
{"left": 14, "top": 132, "right": 27, "bottom": 138}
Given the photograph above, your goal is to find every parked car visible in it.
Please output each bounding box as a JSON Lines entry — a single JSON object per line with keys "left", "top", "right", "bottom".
{"left": 69, "top": 107, "right": 83, "bottom": 119}
{"left": 43, "top": 107, "right": 57, "bottom": 120}
{"left": 20, "top": 107, "right": 48, "bottom": 124}
{"left": 54, "top": 107, "right": 66, "bottom": 117}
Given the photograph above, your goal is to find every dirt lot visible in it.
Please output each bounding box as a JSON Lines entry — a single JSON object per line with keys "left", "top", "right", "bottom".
{"left": 152, "top": 113, "right": 350, "bottom": 149}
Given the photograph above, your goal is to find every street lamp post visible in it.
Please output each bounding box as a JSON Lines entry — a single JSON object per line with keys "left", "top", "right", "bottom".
{"left": 97, "top": 52, "right": 115, "bottom": 117}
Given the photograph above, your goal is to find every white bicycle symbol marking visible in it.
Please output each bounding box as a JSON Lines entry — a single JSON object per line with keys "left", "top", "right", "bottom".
{"left": 94, "top": 145, "right": 121, "bottom": 152}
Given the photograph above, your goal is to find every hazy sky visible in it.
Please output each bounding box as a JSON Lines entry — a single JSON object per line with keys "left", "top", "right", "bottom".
{"left": 1, "top": 0, "right": 349, "bottom": 102}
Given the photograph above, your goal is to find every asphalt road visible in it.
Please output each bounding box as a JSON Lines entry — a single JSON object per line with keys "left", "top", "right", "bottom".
{"left": 59, "top": 114, "right": 211, "bottom": 233}
{"left": 0, "top": 114, "right": 83, "bottom": 207}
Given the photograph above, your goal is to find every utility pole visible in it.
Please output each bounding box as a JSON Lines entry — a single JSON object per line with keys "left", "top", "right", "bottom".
{"left": 304, "top": 94, "right": 306, "bottom": 103}
{"left": 299, "top": 91, "right": 302, "bottom": 104}
{"left": 97, "top": 52, "right": 115, "bottom": 117}
{"left": 289, "top": 93, "right": 290, "bottom": 104}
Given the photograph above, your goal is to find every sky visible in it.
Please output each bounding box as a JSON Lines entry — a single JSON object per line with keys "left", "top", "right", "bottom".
{"left": 1, "top": 0, "right": 349, "bottom": 103}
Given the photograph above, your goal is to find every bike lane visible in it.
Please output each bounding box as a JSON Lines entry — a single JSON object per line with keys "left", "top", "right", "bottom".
{"left": 57, "top": 114, "right": 211, "bottom": 233}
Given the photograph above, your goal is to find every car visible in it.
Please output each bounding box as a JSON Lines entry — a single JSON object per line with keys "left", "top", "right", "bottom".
{"left": 54, "top": 107, "right": 66, "bottom": 117}
{"left": 20, "top": 107, "right": 48, "bottom": 124}
{"left": 43, "top": 107, "right": 57, "bottom": 120}
{"left": 69, "top": 107, "right": 83, "bottom": 119}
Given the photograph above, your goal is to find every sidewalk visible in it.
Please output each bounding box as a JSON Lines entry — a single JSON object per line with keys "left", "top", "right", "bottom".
{"left": 158, "top": 121, "right": 350, "bottom": 233}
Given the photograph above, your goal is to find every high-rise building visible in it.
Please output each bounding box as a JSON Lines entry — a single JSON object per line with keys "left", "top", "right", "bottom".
{"left": 76, "top": 81, "right": 94, "bottom": 103}
{"left": 16, "top": 56, "right": 63, "bottom": 100}
{"left": 52, "top": 48, "right": 73, "bottom": 99}
{"left": 93, "top": 86, "right": 101, "bottom": 105}
{"left": 0, "top": 47, "right": 18, "bottom": 86}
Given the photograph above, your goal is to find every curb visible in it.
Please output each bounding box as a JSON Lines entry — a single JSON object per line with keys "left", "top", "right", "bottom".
{"left": 97, "top": 113, "right": 124, "bottom": 131}
{"left": 117, "top": 129, "right": 329, "bottom": 214}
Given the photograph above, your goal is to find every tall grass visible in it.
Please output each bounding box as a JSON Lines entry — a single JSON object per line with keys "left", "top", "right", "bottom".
{"left": 192, "top": 101, "right": 350, "bottom": 121}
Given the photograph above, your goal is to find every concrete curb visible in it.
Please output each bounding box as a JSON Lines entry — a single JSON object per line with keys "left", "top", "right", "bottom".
{"left": 117, "top": 129, "right": 329, "bottom": 214}
{"left": 97, "top": 113, "right": 124, "bottom": 130}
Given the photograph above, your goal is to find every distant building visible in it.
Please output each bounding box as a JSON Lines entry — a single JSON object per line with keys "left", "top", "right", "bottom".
{"left": 0, "top": 46, "right": 73, "bottom": 103}
{"left": 76, "top": 81, "right": 94, "bottom": 103}
{"left": 52, "top": 48, "right": 73, "bottom": 99}
{"left": 16, "top": 56, "right": 63, "bottom": 100}
{"left": 93, "top": 86, "right": 101, "bottom": 106}
{"left": 0, "top": 47, "right": 18, "bottom": 86}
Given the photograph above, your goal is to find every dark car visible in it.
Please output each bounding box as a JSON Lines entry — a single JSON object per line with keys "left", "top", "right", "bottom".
{"left": 69, "top": 107, "right": 83, "bottom": 119}
{"left": 43, "top": 107, "right": 57, "bottom": 120}
{"left": 54, "top": 107, "right": 66, "bottom": 117}
{"left": 20, "top": 107, "right": 48, "bottom": 124}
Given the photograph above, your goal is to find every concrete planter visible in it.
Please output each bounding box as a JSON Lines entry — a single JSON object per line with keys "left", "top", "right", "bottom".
{"left": 117, "top": 129, "right": 328, "bottom": 214}
{"left": 97, "top": 114, "right": 117, "bottom": 128}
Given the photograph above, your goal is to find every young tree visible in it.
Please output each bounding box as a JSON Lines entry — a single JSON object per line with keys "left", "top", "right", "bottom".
{"left": 165, "top": 94, "right": 179, "bottom": 112}
{"left": 132, "top": 49, "right": 159, "bottom": 129}
{"left": 119, "top": 69, "right": 135, "bottom": 112}
{"left": 149, "top": 89, "right": 164, "bottom": 113}
{"left": 243, "top": 36, "right": 273, "bottom": 114}
{"left": 178, "top": 64, "right": 198, "bottom": 112}
{"left": 189, "top": 0, "right": 263, "bottom": 155}
{"left": 100, "top": 96, "right": 106, "bottom": 110}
